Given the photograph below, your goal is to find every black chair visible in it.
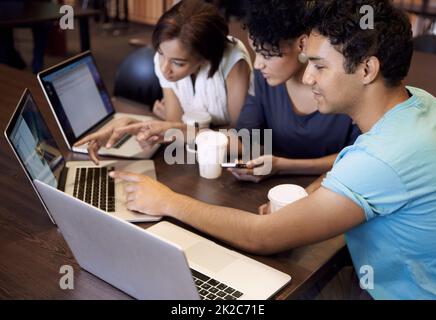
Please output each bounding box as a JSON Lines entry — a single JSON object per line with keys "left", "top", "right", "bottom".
{"left": 113, "top": 46, "right": 163, "bottom": 106}
{"left": 414, "top": 34, "right": 436, "bottom": 54}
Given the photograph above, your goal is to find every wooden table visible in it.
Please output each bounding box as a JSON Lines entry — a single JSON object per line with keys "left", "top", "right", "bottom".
{"left": 0, "top": 1, "right": 100, "bottom": 52}
{"left": 0, "top": 65, "right": 348, "bottom": 300}
{"left": 0, "top": 50, "right": 434, "bottom": 299}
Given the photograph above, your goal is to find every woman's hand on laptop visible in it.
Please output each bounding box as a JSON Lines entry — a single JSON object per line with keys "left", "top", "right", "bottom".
{"left": 116, "top": 120, "right": 186, "bottom": 147}
{"left": 74, "top": 117, "right": 140, "bottom": 165}
{"left": 109, "top": 170, "right": 178, "bottom": 216}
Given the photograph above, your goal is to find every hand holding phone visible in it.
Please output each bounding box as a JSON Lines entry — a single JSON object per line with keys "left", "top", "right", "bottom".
{"left": 221, "top": 162, "right": 247, "bottom": 169}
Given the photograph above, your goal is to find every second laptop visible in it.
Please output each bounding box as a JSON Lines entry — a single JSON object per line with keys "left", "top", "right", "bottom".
{"left": 37, "top": 51, "right": 159, "bottom": 159}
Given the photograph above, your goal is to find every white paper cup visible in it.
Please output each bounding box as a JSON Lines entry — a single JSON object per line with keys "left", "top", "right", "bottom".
{"left": 195, "top": 131, "right": 227, "bottom": 179}
{"left": 182, "top": 111, "right": 212, "bottom": 129}
{"left": 183, "top": 111, "right": 213, "bottom": 155}
{"left": 268, "top": 184, "right": 308, "bottom": 213}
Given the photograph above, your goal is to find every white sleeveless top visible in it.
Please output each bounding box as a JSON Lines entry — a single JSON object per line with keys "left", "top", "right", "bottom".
{"left": 154, "top": 36, "right": 253, "bottom": 125}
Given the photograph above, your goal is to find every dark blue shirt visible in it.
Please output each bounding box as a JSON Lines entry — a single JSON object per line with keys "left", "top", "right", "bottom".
{"left": 237, "top": 71, "right": 361, "bottom": 158}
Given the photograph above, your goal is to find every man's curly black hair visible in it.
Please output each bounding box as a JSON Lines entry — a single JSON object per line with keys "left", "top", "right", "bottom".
{"left": 309, "top": 0, "right": 413, "bottom": 87}
{"left": 244, "top": 0, "right": 313, "bottom": 58}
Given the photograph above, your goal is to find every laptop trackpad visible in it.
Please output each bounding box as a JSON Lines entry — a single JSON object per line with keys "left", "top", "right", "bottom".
{"left": 185, "top": 242, "right": 238, "bottom": 274}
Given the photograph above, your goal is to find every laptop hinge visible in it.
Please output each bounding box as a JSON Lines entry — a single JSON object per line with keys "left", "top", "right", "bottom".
{"left": 58, "top": 167, "right": 69, "bottom": 192}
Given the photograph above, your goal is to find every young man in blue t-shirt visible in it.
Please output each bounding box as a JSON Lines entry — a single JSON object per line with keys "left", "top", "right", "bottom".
{"left": 109, "top": 0, "right": 436, "bottom": 299}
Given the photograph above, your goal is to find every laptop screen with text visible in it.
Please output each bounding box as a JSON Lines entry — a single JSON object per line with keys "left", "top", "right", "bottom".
{"left": 39, "top": 52, "right": 115, "bottom": 146}
{"left": 7, "top": 91, "right": 64, "bottom": 189}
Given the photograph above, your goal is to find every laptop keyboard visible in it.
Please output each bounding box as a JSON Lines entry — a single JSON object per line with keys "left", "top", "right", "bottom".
{"left": 191, "top": 269, "right": 243, "bottom": 300}
{"left": 73, "top": 167, "right": 115, "bottom": 212}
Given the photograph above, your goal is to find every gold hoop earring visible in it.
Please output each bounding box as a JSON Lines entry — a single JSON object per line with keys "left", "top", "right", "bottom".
{"left": 298, "top": 52, "right": 308, "bottom": 64}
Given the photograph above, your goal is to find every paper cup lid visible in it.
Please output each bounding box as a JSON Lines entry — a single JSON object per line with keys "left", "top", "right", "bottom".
{"left": 268, "top": 184, "right": 308, "bottom": 205}
{"left": 182, "top": 111, "right": 212, "bottom": 126}
{"left": 195, "top": 130, "right": 227, "bottom": 146}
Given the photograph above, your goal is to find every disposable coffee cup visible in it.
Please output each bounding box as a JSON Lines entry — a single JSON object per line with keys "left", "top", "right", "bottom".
{"left": 268, "top": 184, "right": 308, "bottom": 213}
{"left": 195, "top": 131, "right": 227, "bottom": 179}
{"left": 182, "top": 111, "right": 212, "bottom": 129}
{"left": 183, "top": 111, "right": 213, "bottom": 154}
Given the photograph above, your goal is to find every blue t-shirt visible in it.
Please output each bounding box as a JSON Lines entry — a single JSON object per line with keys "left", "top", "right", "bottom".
{"left": 322, "top": 87, "right": 436, "bottom": 300}
{"left": 236, "top": 71, "right": 360, "bottom": 158}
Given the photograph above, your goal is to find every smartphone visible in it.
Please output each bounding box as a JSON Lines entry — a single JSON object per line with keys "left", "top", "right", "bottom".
{"left": 221, "top": 162, "right": 247, "bottom": 169}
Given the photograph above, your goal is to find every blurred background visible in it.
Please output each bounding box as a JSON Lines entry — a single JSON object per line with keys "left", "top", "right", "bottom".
{"left": 0, "top": 0, "right": 435, "bottom": 104}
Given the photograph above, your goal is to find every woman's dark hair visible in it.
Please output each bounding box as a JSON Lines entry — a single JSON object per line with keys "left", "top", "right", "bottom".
{"left": 309, "top": 0, "right": 413, "bottom": 87}
{"left": 244, "top": 0, "right": 312, "bottom": 58}
{"left": 152, "top": 0, "right": 230, "bottom": 78}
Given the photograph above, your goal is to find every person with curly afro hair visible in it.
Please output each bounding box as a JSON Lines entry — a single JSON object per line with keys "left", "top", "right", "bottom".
{"left": 229, "top": 0, "right": 361, "bottom": 183}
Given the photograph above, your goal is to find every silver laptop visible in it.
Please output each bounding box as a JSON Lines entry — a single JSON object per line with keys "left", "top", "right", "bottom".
{"left": 4, "top": 89, "right": 161, "bottom": 224}
{"left": 34, "top": 180, "right": 292, "bottom": 300}
{"left": 37, "top": 50, "right": 159, "bottom": 159}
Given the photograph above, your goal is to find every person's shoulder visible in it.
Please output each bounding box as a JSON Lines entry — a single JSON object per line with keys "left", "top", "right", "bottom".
{"left": 407, "top": 86, "right": 435, "bottom": 98}
{"left": 349, "top": 93, "right": 434, "bottom": 172}
{"left": 250, "top": 70, "right": 283, "bottom": 100}
{"left": 252, "top": 70, "right": 268, "bottom": 87}
{"left": 407, "top": 86, "right": 436, "bottom": 108}
{"left": 378, "top": 86, "right": 436, "bottom": 135}
{"left": 225, "top": 36, "right": 248, "bottom": 56}
{"left": 220, "top": 36, "right": 252, "bottom": 75}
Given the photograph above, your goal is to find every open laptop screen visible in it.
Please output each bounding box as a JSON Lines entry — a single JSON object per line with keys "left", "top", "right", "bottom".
{"left": 6, "top": 91, "right": 64, "bottom": 189}
{"left": 38, "top": 52, "right": 115, "bottom": 146}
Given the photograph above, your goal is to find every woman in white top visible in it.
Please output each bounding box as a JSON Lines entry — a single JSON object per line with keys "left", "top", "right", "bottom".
{"left": 75, "top": 0, "right": 252, "bottom": 163}
{"left": 153, "top": 35, "right": 252, "bottom": 126}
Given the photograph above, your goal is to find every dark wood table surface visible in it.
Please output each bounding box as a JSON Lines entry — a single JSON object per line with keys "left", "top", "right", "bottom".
{"left": 0, "top": 2, "right": 100, "bottom": 52}
{"left": 0, "top": 50, "right": 434, "bottom": 300}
